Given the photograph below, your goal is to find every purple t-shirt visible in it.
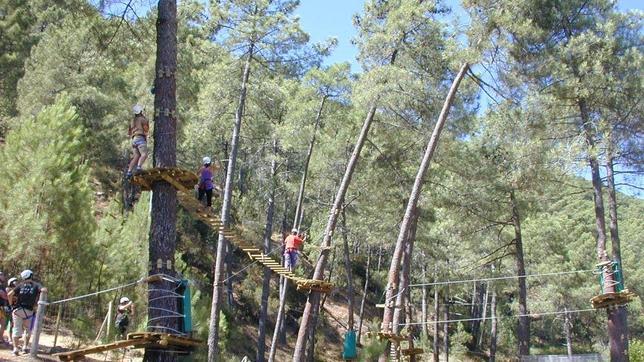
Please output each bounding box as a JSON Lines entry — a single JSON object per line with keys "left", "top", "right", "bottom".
{"left": 200, "top": 167, "right": 214, "bottom": 190}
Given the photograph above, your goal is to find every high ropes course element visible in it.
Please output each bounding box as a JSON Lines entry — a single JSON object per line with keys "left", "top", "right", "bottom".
{"left": 132, "top": 167, "right": 333, "bottom": 293}
{"left": 54, "top": 332, "right": 201, "bottom": 361}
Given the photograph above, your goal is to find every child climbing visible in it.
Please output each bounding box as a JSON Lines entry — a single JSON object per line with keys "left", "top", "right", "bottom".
{"left": 126, "top": 104, "right": 149, "bottom": 179}
{"left": 9, "top": 270, "right": 43, "bottom": 356}
{"left": 115, "top": 297, "right": 135, "bottom": 339}
{"left": 284, "top": 229, "right": 305, "bottom": 272}
{"left": 197, "top": 157, "right": 215, "bottom": 208}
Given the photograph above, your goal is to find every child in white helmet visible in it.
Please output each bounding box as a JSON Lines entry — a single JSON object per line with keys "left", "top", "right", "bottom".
{"left": 197, "top": 157, "right": 216, "bottom": 208}
{"left": 115, "top": 297, "right": 135, "bottom": 339}
{"left": 126, "top": 104, "right": 149, "bottom": 179}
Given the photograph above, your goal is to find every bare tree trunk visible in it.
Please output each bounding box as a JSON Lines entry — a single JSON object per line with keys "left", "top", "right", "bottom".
{"left": 292, "top": 103, "right": 378, "bottom": 361}
{"left": 144, "top": 2, "right": 178, "bottom": 361}
{"left": 257, "top": 139, "right": 278, "bottom": 362}
{"left": 510, "top": 190, "right": 530, "bottom": 357}
{"left": 293, "top": 97, "right": 327, "bottom": 230}
{"left": 478, "top": 282, "right": 489, "bottom": 349}
{"left": 443, "top": 294, "right": 449, "bottom": 362}
{"left": 421, "top": 261, "right": 429, "bottom": 338}
{"left": 471, "top": 282, "right": 483, "bottom": 347}
{"left": 208, "top": 44, "right": 254, "bottom": 361}
{"left": 268, "top": 277, "right": 287, "bottom": 362}
{"left": 380, "top": 63, "right": 469, "bottom": 362}
{"left": 578, "top": 101, "right": 623, "bottom": 361}
{"left": 606, "top": 142, "right": 630, "bottom": 359}
{"left": 357, "top": 245, "right": 371, "bottom": 346}
{"left": 564, "top": 307, "right": 573, "bottom": 357}
{"left": 433, "top": 269, "right": 440, "bottom": 362}
{"left": 341, "top": 208, "right": 355, "bottom": 331}
{"left": 489, "top": 290, "right": 497, "bottom": 362}
{"left": 377, "top": 246, "right": 383, "bottom": 273}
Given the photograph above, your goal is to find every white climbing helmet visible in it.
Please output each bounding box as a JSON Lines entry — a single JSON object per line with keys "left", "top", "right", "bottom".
{"left": 202, "top": 156, "right": 211, "bottom": 165}
{"left": 7, "top": 277, "right": 17, "bottom": 287}
{"left": 20, "top": 269, "right": 33, "bottom": 280}
{"left": 291, "top": 228, "right": 298, "bottom": 233}
{"left": 132, "top": 104, "right": 144, "bottom": 115}
{"left": 120, "top": 297, "right": 130, "bottom": 304}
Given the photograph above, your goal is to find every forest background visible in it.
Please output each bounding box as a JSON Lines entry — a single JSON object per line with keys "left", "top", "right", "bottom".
{"left": 0, "top": 0, "right": 642, "bottom": 361}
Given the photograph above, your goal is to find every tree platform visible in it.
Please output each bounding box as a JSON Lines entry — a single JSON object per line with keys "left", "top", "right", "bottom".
{"left": 400, "top": 347, "right": 424, "bottom": 356}
{"left": 54, "top": 332, "right": 202, "bottom": 361}
{"left": 365, "top": 331, "right": 408, "bottom": 342}
{"left": 590, "top": 289, "right": 637, "bottom": 309}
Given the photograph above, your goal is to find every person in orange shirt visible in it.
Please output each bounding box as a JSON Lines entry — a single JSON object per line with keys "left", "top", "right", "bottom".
{"left": 284, "top": 228, "right": 305, "bottom": 272}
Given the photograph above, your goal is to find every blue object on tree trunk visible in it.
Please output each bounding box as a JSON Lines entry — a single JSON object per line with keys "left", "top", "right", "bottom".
{"left": 342, "top": 329, "right": 357, "bottom": 360}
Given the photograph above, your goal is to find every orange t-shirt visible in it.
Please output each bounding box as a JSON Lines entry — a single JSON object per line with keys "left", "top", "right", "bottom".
{"left": 285, "top": 235, "right": 303, "bottom": 250}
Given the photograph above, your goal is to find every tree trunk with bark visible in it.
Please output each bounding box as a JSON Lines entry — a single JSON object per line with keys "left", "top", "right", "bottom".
{"left": 341, "top": 208, "right": 355, "bottom": 331}
{"left": 510, "top": 190, "right": 530, "bottom": 357}
{"left": 380, "top": 63, "right": 469, "bottom": 362}
{"left": 443, "top": 294, "right": 449, "bottom": 362}
{"left": 477, "top": 282, "right": 489, "bottom": 349}
{"left": 293, "top": 97, "right": 327, "bottom": 230}
{"left": 489, "top": 290, "right": 497, "bottom": 362}
{"left": 268, "top": 277, "right": 287, "bottom": 362}
{"left": 257, "top": 139, "right": 278, "bottom": 362}
{"left": 356, "top": 245, "right": 371, "bottom": 346}
{"left": 564, "top": 307, "right": 573, "bottom": 357}
{"left": 578, "top": 100, "right": 624, "bottom": 361}
{"left": 606, "top": 140, "right": 630, "bottom": 359}
{"left": 421, "top": 261, "right": 429, "bottom": 338}
{"left": 433, "top": 269, "right": 440, "bottom": 362}
{"left": 144, "top": 2, "right": 178, "bottom": 361}
{"left": 208, "top": 44, "right": 254, "bottom": 361}
{"left": 292, "top": 103, "right": 378, "bottom": 361}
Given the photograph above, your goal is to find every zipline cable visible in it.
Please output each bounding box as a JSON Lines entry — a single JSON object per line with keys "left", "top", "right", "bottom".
{"left": 405, "top": 307, "right": 601, "bottom": 326}
{"left": 408, "top": 269, "right": 594, "bottom": 288}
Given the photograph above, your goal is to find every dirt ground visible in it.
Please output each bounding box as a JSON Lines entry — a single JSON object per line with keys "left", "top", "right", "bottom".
{"left": 0, "top": 332, "right": 143, "bottom": 362}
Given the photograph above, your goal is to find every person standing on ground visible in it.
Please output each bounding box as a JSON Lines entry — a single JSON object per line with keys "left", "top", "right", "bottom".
{"left": 0, "top": 273, "right": 9, "bottom": 344}
{"left": 9, "top": 270, "right": 43, "bottom": 356}
{"left": 284, "top": 228, "right": 305, "bottom": 272}
{"left": 197, "top": 157, "right": 215, "bottom": 209}
{"left": 115, "top": 297, "right": 135, "bottom": 339}
{"left": 126, "top": 104, "right": 149, "bottom": 179}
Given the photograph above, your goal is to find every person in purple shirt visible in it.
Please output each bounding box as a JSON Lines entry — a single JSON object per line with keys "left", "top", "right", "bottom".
{"left": 198, "top": 157, "right": 215, "bottom": 208}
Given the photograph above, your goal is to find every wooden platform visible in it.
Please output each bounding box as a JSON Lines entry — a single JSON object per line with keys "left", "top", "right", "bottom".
{"left": 590, "top": 289, "right": 637, "bottom": 309}
{"left": 132, "top": 167, "right": 199, "bottom": 191}
{"left": 54, "top": 332, "right": 202, "bottom": 361}
{"left": 134, "top": 168, "right": 333, "bottom": 294}
{"left": 401, "top": 347, "right": 424, "bottom": 356}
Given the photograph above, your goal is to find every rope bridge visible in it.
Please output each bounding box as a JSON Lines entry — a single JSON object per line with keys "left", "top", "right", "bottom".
{"left": 132, "top": 167, "right": 333, "bottom": 293}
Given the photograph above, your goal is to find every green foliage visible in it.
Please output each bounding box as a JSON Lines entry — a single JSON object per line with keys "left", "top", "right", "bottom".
{"left": 630, "top": 339, "right": 644, "bottom": 362}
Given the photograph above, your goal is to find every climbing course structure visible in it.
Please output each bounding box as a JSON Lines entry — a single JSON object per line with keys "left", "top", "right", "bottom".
{"left": 132, "top": 167, "right": 333, "bottom": 293}
{"left": 365, "top": 331, "right": 423, "bottom": 362}
{"left": 590, "top": 260, "right": 638, "bottom": 309}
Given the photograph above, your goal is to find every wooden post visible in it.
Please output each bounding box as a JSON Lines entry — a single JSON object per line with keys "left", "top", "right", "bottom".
{"left": 107, "top": 300, "right": 113, "bottom": 341}
{"left": 30, "top": 289, "right": 48, "bottom": 357}
{"left": 52, "top": 304, "right": 63, "bottom": 348}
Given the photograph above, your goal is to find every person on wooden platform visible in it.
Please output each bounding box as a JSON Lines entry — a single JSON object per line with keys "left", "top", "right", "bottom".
{"left": 197, "top": 156, "right": 217, "bottom": 209}
{"left": 126, "top": 104, "right": 149, "bottom": 179}
{"left": 9, "top": 269, "right": 44, "bottom": 356}
{"left": 115, "top": 297, "right": 135, "bottom": 339}
{"left": 284, "top": 228, "right": 305, "bottom": 272}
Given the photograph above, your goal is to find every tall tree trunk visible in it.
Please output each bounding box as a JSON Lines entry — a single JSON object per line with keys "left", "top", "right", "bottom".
{"left": 606, "top": 139, "right": 630, "bottom": 359}
{"left": 380, "top": 63, "right": 469, "bottom": 361}
{"left": 292, "top": 103, "right": 378, "bottom": 361}
{"left": 477, "top": 282, "right": 489, "bottom": 349}
{"left": 341, "top": 208, "right": 355, "bottom": 331}
{"left": 268, "top": 277, "right": 287, "bottom": 362}
{"left": 208, "top": 44, "right": 254, "bottom": 361}
{"left": 145, "top": 1, "right": 178, "bottom": 361}
{"left": 421, "top": 261, "right": 429, "bottom": 338}
{"left": 277, "top": 167, "right": 290, "bottom": 346}
{"left": 257, "top": 139, "right": 278, "bottom": 362}
{"left": 443, "top": 294, "right": 449, "bottom": 362}
{"left": 578, "top": 101, "right": 623, "bottom": 361}
{"left": 377, "top": 246, "right": 383, "bottom": 273}
{"left": 433, "top": 269, "right": 440, "bottom": 362}
{"left": 510, "top": 190, "right": 530, "bottom": 357}
{"left": 356, "top": 245, "right": 371, "bottom": 346}
{"left": 471, "top": 282, "right": 483, "bottom": 347}
{"left": 489, "top": 290, "right": 497, "bottom": 362}
{"left": 564, "top": 307, "right": 573, "bottom": 357}
{"left": 293, "top": 97, "right": 327, "bottom": 230}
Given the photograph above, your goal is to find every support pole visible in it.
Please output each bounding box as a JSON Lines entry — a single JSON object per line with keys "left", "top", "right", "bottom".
{"left": 107, "top": 300, "right": 113, "bottom": 341}
{"left": 52, "top": 304, "right": 63, "bottom": 348}
{"left": 30, "top": 289, "right": 48, "bottom": 357}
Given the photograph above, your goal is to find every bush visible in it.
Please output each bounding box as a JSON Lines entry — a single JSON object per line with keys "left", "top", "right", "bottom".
{"left": 630, "top": 339, "right": 644, "bottom": 362}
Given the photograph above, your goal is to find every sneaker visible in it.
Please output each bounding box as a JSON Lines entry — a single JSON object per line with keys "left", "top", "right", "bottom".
{"left": 12, "top": 349, "right": 19, "bottom": 356}
{"left": 22, "top": 347, "right": 28, "bottom": 354}
{"left": 134, "top": 166, "right": 143, "bottom": 174}
{"left": 125, "top": 171, "right": 133, "bottom": 179}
